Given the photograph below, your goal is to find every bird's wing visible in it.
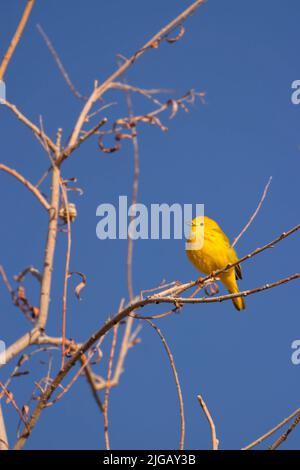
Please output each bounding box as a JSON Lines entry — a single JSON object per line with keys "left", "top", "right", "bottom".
{"left": 235, "top": 263, "right": 243, "bottom": 280}
{"left": 227, "top": 245, "right": 243, "bottom": 280}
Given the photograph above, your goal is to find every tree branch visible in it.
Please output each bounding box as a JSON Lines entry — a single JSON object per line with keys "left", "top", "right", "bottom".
{"left": 0, "top": 164, "right": 50, "bottom": 211}
{"left": 146, "top": 320, "right": 185, "bottom": 450}
{"left": 0, "top": 404, "right": 9, "bottom": 450}
{"left": 242, "top": 406, "right": 300, "bottom": 450}
{"left": 232, "top": 176, "right": 272, "bottom": 247}
{"left": 197, "top": 395, "right": 218, "bottom": 450}
{"left": 65, "top": 0, "right": 206, "bottom": 153}
{"left": 2, "top": 100, "right": 57, "bottom": 153}
{"left": 35, "top": 162, "right": 60, "bottom": 330}
{"left": 269, "top": 413, "right": 300, "bottom": 450}
{"left": 0, "top": 0, "right": 35, "bottom": 80}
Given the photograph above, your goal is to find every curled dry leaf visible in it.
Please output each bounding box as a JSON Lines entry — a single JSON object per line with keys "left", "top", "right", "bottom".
{"left": 13, "top": 286, "right": 39, "bottom": 320}
{"left": 137, "top": 115, "right": 168, "bottom": 131}
{"left": 98, "top": 136, "right": 121, "bottom": 154}
{"left": 62, "top": 178, "right": 84, "bottom": 196}
{"left": 204, "top": 282, "right": 220, "bottom": 297}
{"left": 14, "top": 266, "right": 42, "bottom": 284}
{"left": 67, "top": 187, "right": 84, "bottom": 196}
{"left": 166, "top": 25, "right": 186, "bottom": 44}
{"left": 69, "top": 271, "right": 87, "bottom": 300}
{"left": 115, "top": 132, "right": 133, "bottom": 141}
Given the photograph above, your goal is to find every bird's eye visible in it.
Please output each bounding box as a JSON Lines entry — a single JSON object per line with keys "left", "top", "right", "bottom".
{"left": 200, "top": 222, "right": 204, "bottom": 226}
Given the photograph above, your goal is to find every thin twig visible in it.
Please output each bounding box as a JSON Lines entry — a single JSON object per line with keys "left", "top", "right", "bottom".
{"left": 124, "top": 84, "right": 139, "bottom": 301}
{"left": 233, "top": 176, "right": 273, "bottom": 247}
{"left": 59, "top": 117, "right": 107, "bottom": 165}
{"left": 147, "top": 273, "right": 300, "bottom": 307}
{"left": 58, "top": 129, "right": 72, "bottom": 369}
{"left": 0, "top": 0, "right": 35, "bottom": 80}
{"left": 82, "top": 364, "right": 104, "bottom": 413}
{"left": 0, "top": 383, "right": 30, "bottom": 435}
{"left": 97, "top": 299, "right": 138, "bottom": 390}
{"left": 111, "top": 81, "right": 169, "bottom": 107}
{"left": 97, "top": 74, "right": 141, "bottom": 402}
{"left": 2, "top": 100, "right": 57, "bottom": 153}
{"left": 60, "top": 189, "right": 71, "bottom": 369}
{"left": 66, "top": 0, "right": 206, "bottom": 151}
{"left": 269, "top": 413, "right": 300, "bottom": 450}
{"left": 0, "top": 164, "right": 50, "bottom": 211}
{"left": 242, "top": 406, "right": 300, "bottom": 450}
{"left": 36, "top": 24, "right": 87, "bottom": 100}
{"left": 146, "top": 320, "right": 185, "bottom": 450}
{"left": 104, "top": 324, "right": 119, "bottom": 450}
{"left": 0, "top": 265, "right": 14, "bottom": 295}
{"left": 197, "top": 394, "right": 218, "bottom": 450}
{"left": 0, "top": 404, "right": 9, "bottom": 450}
{"left": 48, "top": 352, "right": 93, "bottom": 406}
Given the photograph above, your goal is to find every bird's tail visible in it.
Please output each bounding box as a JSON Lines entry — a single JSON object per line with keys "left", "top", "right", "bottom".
{"left": 221, "top": 272, "right": 246, "bottom": 311}
{"left": 232, "top": 291, "right": 246, "bottom": 311}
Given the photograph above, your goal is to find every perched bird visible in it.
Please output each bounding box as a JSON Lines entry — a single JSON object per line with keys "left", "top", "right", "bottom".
{"left": 186, "top": 216, "right": 245, "bottom": 311}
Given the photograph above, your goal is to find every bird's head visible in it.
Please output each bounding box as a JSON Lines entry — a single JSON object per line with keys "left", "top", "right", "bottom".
{"left": 187, "top": 216, "right": 220, "bottom": 246}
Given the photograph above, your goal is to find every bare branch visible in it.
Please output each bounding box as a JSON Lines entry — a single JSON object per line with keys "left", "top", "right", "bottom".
{"left": 36, "top": 24, "right": 87, "bottom": 101}
{"left": 0, "top": 164, "right": 50, "bottom": 211}
{"left": 58, "top": 117, "right": 108, "bottom": 165}
{"left": 2, "top": 100, "right": 57, "bottom": 153}
{"left": 147, "top": 273, "right": 300, "bottom": 308}
{"left": 197, "top": 395, "right": 218, "bottom": 450}
{"left": 98, "top": 308, "right": 139, "bottom": 391}
{"left": 233, "top": 176, "right": 273, "bottom": 247}
{"left": 35, "top": 162, "right": 60, "bottom": 331}
{"left": 269, "top": 413, "right": 300, "bottom": 450}
{"left": 12, "top": 266, "right": 300, "bottom": 449}
{"left": 67, "top": 0, "right": 206, "bottom": 149}
{"left": 0, "top": 0, "right": 35, "bottom": 80}
{"left": 111, "top": 81, "right": 171, "bottom": 107}
{"left": 242, "top": 406, "right": 300, "bottom": 450}
{"left": 124, "top": 80, "right": 140, "bottom": 302}
{"left": 0, "top": 265, "right": 14, "bottom": 296}
{"left": 4, "top": 329, "right": 39, "bottom": 366}
{"left": 104, "top": 325, "right": 119, "bottom": 450}
{"left": 59, "top": 177, "right": 72, "bottom": 369}
{"left": 0, "top": 383, "right": 30, "bottom": 435}
{"left": 146, "top": 320, "right": 185, "bottom": 450}
{"left": 0, "top": 404, "right": 9, "bottom": 450}
{"left": 82, "top": 364, "right": 104, "bottom": 414}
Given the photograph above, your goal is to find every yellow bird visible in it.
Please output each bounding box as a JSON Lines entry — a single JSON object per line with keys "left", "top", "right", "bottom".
{"left": 186, "top": 216, "right": 245, "bottom": 311}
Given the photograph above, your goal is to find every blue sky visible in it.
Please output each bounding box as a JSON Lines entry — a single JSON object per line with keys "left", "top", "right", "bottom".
{"left": 0, "top": 0, "right": 300, "bottom": 450}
